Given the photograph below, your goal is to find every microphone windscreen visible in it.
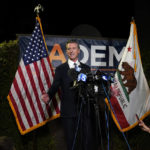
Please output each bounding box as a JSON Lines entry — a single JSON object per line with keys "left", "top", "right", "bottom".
{"left": 79, "top": 65, "right": 91, "bottom": 74}
{"left": 68, "top": 68, "right": 78, "bottom": 81}
{"left": 78, "top": 73, "right": 87, "bottom": 82}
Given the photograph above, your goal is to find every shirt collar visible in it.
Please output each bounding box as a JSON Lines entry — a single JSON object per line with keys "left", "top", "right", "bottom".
{"left": 68, "top": 59, "right": 80, "bottom": 68}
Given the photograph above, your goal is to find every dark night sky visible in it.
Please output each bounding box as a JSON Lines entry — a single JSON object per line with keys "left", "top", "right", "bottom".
{"left": 1, "top": 0, "right": 149, "bottom": 46}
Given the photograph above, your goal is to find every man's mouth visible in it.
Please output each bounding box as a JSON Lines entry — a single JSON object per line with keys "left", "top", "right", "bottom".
{"left": 70, "top": 53, "right": 74, "bottom": 57}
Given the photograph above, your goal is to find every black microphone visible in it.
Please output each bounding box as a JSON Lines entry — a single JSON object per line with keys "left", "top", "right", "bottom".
{"left": 68, "top": 68, "right": 80, "bottom": 89}
{"left": 68, "top": 68, "right": 78, "bottom": 81}
{"left": 95, "top": 70, "right": 114, "bottom": 83}
{"left": 79, "top": 65, "right": 91, "bottom": 74}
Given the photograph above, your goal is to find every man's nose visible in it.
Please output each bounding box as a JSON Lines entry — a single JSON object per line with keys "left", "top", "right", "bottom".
{"left": 70, "top": 49, "right": 73, "bottom": 52}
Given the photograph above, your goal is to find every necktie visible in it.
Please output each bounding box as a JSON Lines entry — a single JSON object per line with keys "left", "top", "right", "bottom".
{"left": 74, "top": 63, "right": 81, "bottom": 72}
{"left": 74, "top": 63, "right": 77, "bottom": 69}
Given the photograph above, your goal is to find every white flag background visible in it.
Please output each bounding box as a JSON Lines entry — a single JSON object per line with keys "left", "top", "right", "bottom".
{"left": 106, "top": 21, "right": 150, "bottom": 132}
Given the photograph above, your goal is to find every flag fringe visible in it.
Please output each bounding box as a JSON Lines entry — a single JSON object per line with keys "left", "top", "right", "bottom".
{"left": 7, "top": 95, "right": 60, "bottom": 135}
{"left": 106, "top": 97, "right": 150, "bottom": 132}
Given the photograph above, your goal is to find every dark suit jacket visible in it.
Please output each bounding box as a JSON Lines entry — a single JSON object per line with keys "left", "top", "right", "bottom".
{"left": 48, "top": 61, "right": 90, "bottom": 117}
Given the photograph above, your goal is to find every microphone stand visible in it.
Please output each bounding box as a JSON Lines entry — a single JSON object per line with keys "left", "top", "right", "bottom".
{"left": 93, "top": 85, "right": 105, "bottom": 150}
{"left": 71, "top": 82, "right": 86, "bottom": 150}
{"left": 98, "top": 79, "right": 111, "bottom": 150}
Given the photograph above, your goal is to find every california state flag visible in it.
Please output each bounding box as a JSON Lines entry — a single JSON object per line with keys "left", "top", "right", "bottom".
{"left": 106, "top": 21, "right": 150, "bottom": 132}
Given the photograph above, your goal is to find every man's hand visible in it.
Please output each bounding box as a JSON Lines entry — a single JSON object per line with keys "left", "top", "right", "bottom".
{"left": 41, "top": 91, "right": 50, "bottom": 104}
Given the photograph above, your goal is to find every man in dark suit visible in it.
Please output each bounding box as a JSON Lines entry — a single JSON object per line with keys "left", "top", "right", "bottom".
{"left": 42, "top": 39, "right": 96, "bottom": 150}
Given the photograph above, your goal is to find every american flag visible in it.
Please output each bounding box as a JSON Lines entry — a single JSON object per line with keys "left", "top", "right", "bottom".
{"left": 7, "top": 16, "right": 60, "bottom": 135}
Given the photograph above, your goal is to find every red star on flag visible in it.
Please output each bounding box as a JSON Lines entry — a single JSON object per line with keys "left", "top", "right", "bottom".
{"left": 128, "top": 46, "right": 132, "bottom": 52}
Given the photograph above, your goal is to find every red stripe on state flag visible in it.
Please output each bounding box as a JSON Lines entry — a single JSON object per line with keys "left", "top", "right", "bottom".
{"left": 110, "top": 96, "right": 129, "bottom": 129}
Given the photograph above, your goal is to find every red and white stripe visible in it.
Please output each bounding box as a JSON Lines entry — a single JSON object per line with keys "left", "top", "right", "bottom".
{"left": 8, "top": 56, "right": 60, "bottom": 132}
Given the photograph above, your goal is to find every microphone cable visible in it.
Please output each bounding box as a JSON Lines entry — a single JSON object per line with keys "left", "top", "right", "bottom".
{"left": 101, "top": 81, "right": 132, "bottom": 150}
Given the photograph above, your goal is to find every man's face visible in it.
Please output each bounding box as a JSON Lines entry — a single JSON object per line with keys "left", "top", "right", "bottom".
{"left": 66, "top": 43, "right": 80, "bottom": 62}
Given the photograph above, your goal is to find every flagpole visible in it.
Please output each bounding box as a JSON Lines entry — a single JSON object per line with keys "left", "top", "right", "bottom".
{"left": 131, "top": 16, "right": 135, "bottom": 22}
{"left": 31, "top": 4, "right": 44, "bottom": 150}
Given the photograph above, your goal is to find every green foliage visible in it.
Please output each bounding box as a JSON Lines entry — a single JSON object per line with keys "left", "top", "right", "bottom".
{"left": 0, "top": 40, "right": 19, "bottom": 97}
{"left": 0, "top": 40, "right": 20, "bottom": 142}
{"left": 0, "top": 40, "right": 56, "bottom": 150}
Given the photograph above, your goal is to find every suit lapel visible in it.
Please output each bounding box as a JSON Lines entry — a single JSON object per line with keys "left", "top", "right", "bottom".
{"left": 64, "top": 61, "right": 69, "bottom": 70}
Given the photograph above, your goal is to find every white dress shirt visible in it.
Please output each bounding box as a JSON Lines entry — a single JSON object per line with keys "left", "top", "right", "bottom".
{"left": 68, "top": 59, "right": 80, "bottom": 69}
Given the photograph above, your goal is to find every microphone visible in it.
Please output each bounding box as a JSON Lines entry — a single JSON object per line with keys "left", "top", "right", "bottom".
{"left": 68, "top": 64, "right": 83, "bottom": 80}
{"left": 79, "top": 65, "right": 90, "bottom": 74}
{"left": 68, "top": 68, "right": 78, "bottom": 81}
{"left": 95, "top": 70, "right": 114, "bottom": 83}
{"left": 68, "top": 65, "right": 91, "bottom": 89}
{"left": 77, "top": 65, "right": 93, "bottom": 83}
{"left": 78, "top": 73, "right": 87, "bottom": 82}
{"left": 68, "top": 64, "right": 93, "bottom": 87}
